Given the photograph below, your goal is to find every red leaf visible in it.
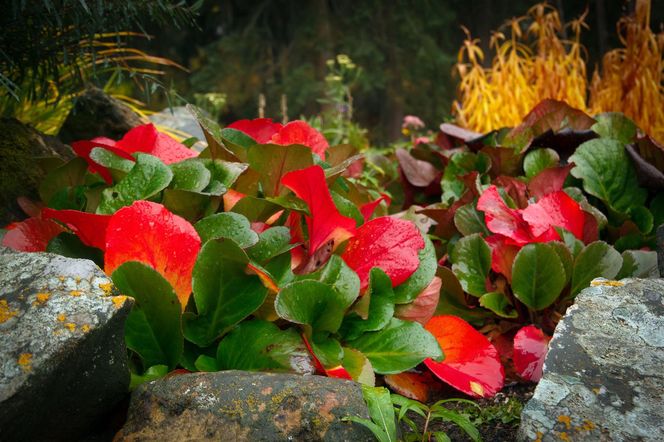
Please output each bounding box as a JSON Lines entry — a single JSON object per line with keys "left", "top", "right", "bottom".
{"left": 513, "top": 325, "right": 550, "bottom": 382}
{"left": 281, "top": 166, "right": 356, "bottom": 255}
{"left": 394, "top": 276, "right": 441, "bottom": 325}
{"left": 150, "top": 132, "right": 199, "bottom": 164}
{"left": 71, "top": 138, "right": 135, "bottom": 184}
{"left": 493, "top": 176, "right": 529, "bottom": 209}
{"left": 271, "top": 121, "right": 329, "bottom": 158}
{"left": 396, "top": 148, "right": 438, "bottom": 187}
{"left": 384, "top": 371, "right": 444, "bottom": 402}
{"left": 222, "top": 189, "right": 246, "bottom": 212}
{"left": 342, "top": 216, "right": 424, "bottom": 290}
{"left": 522, "top": 191, "right": 584, "bottom": 240}
{"left": 42, "top": 209, "right": 111, "bottom": 251}
{"left": 104, "top": 201, "right": 201, "bottom": 308}
{"left": 1, "top": 217, "right": 64, "bottom": 252}
{"left": 477, "top": 185, "right": 533, "bottom": 245}
{"left": 360, "top": 193, "right": 391, "bottom": 222}
{"left": 424, "top": 315, "right": 505, "bottom": 398}
{"left": 228, "top": 118, "right": 283, "bottom": 144}
{"left": 527, "top": 163, "right": 574, "bottom": 200}
{"left": 301, "top": 334, "right": 351, "bottom": 379}
{"left": 485, "top": 234, "right": 521, "bottom": 282}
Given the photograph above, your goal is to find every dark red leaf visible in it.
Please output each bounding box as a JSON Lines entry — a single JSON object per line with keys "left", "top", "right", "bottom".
{"left": 228, "top": 118, "right": 283, "bottom": 144}
{"left": 104, "top": 201, "right": 201, "bottom": 308}
{"left": 1, "top": 217, "right": 64, "bottom": 252}
{"left": 485, "top": 235, "right": 521, "bottom": 282}
{"left": 396, "top": 148, "right": 438, "bottom": 187}
{"left": 342, "top": 216, "right": 424, "bottom": 290}
{"left": 281, "top": 166, "right": 356, "bottom": 255}
{"left": 424, "top": 315, "right": 505, "bottom": 398}
{"left": 42, "top": 209, "right": 111, "bottom": 251}
{"left": 527, "top": 164, "right": 574, "bottom": 200}
{"left": 271, "top": 121, "right": 329, "bottom": 158}
{"left": 493, "top": 176, "right": 529, "bottom": 209}
{"left": 513, "top": 325, "right": 550, "bottom": 382}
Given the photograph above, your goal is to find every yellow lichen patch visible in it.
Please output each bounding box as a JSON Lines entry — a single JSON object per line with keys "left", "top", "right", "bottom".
{"left": 111, "top": 295, "right": 129, "bottom": 309}
{"left": 558, "top": 415, "right": 572, "bottom": 430}
{"left": 98, "top": 282, "right": 114, "bottom": 296}
{"left": 579, "top": 420, "right": 596, "bottom": 432}
{"left": 57, "top": 313, "right": 66, "bottom": 322}
{"left": 33, "top": 293, "right": 50, "bottom": 306}
{"left": 81, "top": 324, "right": 91, "bottom": 333}
{"left": 18, "top": 353, "right": 32, "bottom": 372}
{"left": 557, "top": 431, "right": 570, "bottom": 442}
{"left": 75, "top": 277, "right": 81, "bottom": 284}
{"left": 469, "top": 381, "right": 485, "bottom": 397}
{"left": 535, "top": 431, "right": 543, "bottom": 442}
{"left": 0, "top": 299, "right": 19, "bottom": 323}
{"left": 58, "top": 276, "right": 65, "bottom": 282}
{"left": 591, "top": 280, "right": 624, "bottom": 287}
{"left": 69, "top": 290, "right": 82, "bottom": 297}
{"left": 64, "top": 322, "right": 76, "bottom": 332}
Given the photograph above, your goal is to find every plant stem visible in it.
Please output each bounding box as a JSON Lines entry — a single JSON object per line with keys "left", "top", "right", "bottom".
{"left": 421, "top": 411, "right": 432, "bottom": 442}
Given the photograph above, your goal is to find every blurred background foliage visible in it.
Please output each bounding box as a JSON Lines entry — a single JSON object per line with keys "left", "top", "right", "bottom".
{"left": 2, "top": 0, "right": 662, "bottom": 144}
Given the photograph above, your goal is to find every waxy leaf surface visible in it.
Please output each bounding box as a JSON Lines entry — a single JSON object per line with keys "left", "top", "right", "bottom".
{"left": 511, "top": 243, "right": 566, "bottom": 310}
{"left": 42, "top": 208, "right": 110, "bottom": 250}
{"left": 451, "top": 234, "right": 491, "bottom": 297}
{"left": 1, "top": 217, "right": 63, "bottom": 252}
{"left": 513, "top": 325, "right": 550, "bottom": 382}
{"left": 570, "top": 241, "right": 622, "bottom": 297}
{"left": 195, "top": 212, "right": 259, "bottom": 248}
{"left": 424, "top": 315, "right": 504, "bottom": 398}
{"left": 105, "top": 201, "right": 201, "bottom": 308}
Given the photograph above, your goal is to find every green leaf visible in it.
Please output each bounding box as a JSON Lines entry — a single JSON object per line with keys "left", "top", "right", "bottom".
{"left": 275, "top": 280, "right": 348, "bottom": 333}
{"left": 617, "top": 250, "right": 659, "bottom": 279}
{"left": 183, "top": 239, "right": 267, "bottom": 346}
{"left": 298, "top": 255, "right": 361, "bottom": 306}
{"left": 454, "top": 202, "right": 490, "bottom": 236}
{"left": 347, "top": 318, "right": 443, "bottom": 374}
{"left": 247, "top": 144, "right": 313, "bottom": 196}
{"left": 435, "top": 267, "right": 491, "bottom": 325}
{"left": 451, "top": 233, "right": 491, "bottom": 297}
{"left": 247, "top": 226, "right": 292, "bottom": 263}
{"left": 394, "top": 234, "right": 437, "bottom": 303}
{"left": 216, "top": 320, "right": 311, "bottom": 372}
{"left": 220, "top": 127, "right": 257, "bottom": 149}
{"left": 46, "top": 232, "right": 103, "bottom": 267}
{"left": 187, "top": 104, "right": 244, "bottom": 161}
{"left": 325, "top": 154, "right": 364, "bottom": 181}
{"left": 200, "top": 158, "right": 248, "bottom": 190}
{"left": 194, "top": 355, "right": 219, "bottom": 372}
{"left": 592, "top": 112, "right": 637, "bottom": 144}
{"left": 231, "top": 196, "right": 282, "bottom": 222}
{"left": 650, "top": 193, "right": 664, "bottom": 229}
{"left": 342, "top": 347, "right": 375, "bottom": 386}
{"left": 569, "top": 138, "right": 646, "bottom": 214}
{"left": 162, "top": 188, "right": 221, "bottom": 222}
{"left": 331, "top": 191, "right": 364, "bottom": 227}
{"left": 340, "top": 268, "right": 395, "bottom": 341}
{"left": 429, "top": 408, "right": 481, "bottom": 442}
{"left": 512, "top": 243, "right": 566, "bottom": 310}
{"left": 112, "top": 262, "right": 183, "bottom": 369}
{"left": 355, "top": 385, "right": 398, "bottom": 442}
{"left": 554, "top": 227, "right": 584, "bottom": 257}
{"left": 628, "top": 205, "right": 654, "bottom": 234}
{"left": 523, "top": 148, "right": 560, "bottom": 178}
{"left": 479, "top": 292, "right": 517, "bottom": 318}
{"left": 39, "top": 157, "right": 88, "bottom": 204}
{"left": 169, "top": 159, "right": 211, "bottom": 192}
{"left": 90, "top": 147, "right": 134, "bottom": 180}
{"left": 97, "top": 153, "right": 173, "bottom": 214}
{"left": 548, "top": 241, "right": 574, "bottom": 285}
{"left": 195, "top": 212, "right": 259, "bottom": 248}
{"left": 309, "top": 332, "right": 344, "bottom": 367}
{"left": 441, "top": 152, "right": 491, "bottom": 205}
{"left": 570, "top": 241, "right": 623, "bottom": 297}
{"left": 129, "top": 365, "right": 168, "bottom": 390}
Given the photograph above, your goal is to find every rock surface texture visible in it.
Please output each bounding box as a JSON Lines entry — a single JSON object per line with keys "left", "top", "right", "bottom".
{"left": 0, "top": 251, "right": 133, "bottom": 441}
{"left": 519, "top": 278, "right": 664, "bottom": 441}
{"left": 116, "top": 370, "right": 374, "bottom": 442}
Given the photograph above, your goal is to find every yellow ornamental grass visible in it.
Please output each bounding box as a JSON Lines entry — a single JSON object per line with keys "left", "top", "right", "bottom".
{"left": 454, "top": 0, "right": 663, "bottom": 143}
{"left": 589, "top": 0, "right": 664, "bottom": 142}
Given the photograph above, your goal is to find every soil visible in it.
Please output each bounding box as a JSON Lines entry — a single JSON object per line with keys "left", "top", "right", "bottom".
{"left": 399, "top": 382, "right": 536, "bottom": 442}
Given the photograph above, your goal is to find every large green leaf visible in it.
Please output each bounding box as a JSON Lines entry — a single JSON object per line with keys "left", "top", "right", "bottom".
{"left": 200, "top": 158, "right": 247, "bottom": 190}
{"left": 511, "top": 243, "right": 566, "bottom": 310}
{"left": 340, "top": 268, "right": 395, "bottom": 341}
{"left": 343, "top": 347, "right": 375, "bottom": 386}
{"left": 451, "top": 234, "right": 491, "bottom": 297}
{"left": 162, "top": 188, "right": 221, "bottom": 221}
{"left": 616, "top": 250, "right": 659, "bottom": 279}
{"left": 454, "top": 202, "right": 490, "bottom": 237}
{"left": 247, "top": 144, "right": 313, "bottom": 196}
{"left": 183, "top": 239, "right": 267, "bottom": 346}
{"left": 231, "top": 196, "right": 283, "bottom": 222}
{"left": 523, "top": 148, "right": 560, "bottom": 178}
{"left": 347, "top": 318, "right": 443, "bottom": 374}
{"left": 569, "top": 139, "right": 646, "bottom": 214}
{"left": 195, "top": 212, "right": 259, "bottom": 248}
{"left": 394, "top": 234, "right": 437, "bottom": 304}
{"left": 479, "top": 292, "right": 518, "bottom": 318}
{"left": 570, "top": 241, "right": 623, "bottom": 297}
{"left": 89, "top": 147, "right": 134, "bottom": 181}
{"left": 247, "top": 226, "right": 292, "bottom": 263}
{"left": 592, "top": 113, "right": 637, "bottom": 144}
{"left": 169, "top": 159, "right": 211, "bottom": 192}
{"left": 344, "top": 386, "right": 397, "bottom": 442}
{"left": 112, "top": 262, "right": 183, "bottom": 369}
{"left": 548, "top": 241, "right": 574, "bottom": 286}
{"left": 275, "top": 280, "right": 348, "bottom": 333}
{"left": 97, "top": 153, "right": 173, "bottom": 214}
{"left": 309, "top": 332, "right": 344, "bottom": 367}
{"left": 216, "top": 320, "right": 312, "bottom": 372}
{"left": 298, "top": 255, "right": 361, "bottom": 306}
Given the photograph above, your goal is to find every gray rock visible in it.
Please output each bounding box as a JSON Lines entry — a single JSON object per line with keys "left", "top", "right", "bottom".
{"left": 59, "top": 86, "right": 142, "bottom": 143}
{"left": 519, "top": 278, "right": 664, "bottom": 441}
{"left": 116, "top": 370, "right": 374, "bottom": 442}
{"left": 149, "top": 106, "right": 206, "bottom": 143}
{"left": 0, "top": 252, "right": 133, "bottom": 441}
{"left": 0, "top": 118, "right": 74, "bottom": 224}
